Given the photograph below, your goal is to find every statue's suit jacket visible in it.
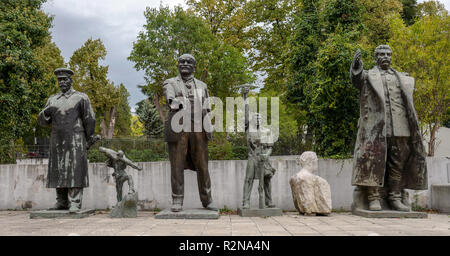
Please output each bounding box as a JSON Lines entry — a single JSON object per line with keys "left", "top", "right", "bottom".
{"left": 162, "top": 75, "right": 213, "bottom": 142}
{"left": 350, "top": 65, "right": 427, "bottom": 190}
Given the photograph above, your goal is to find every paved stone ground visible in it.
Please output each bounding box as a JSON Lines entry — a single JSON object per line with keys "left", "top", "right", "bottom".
{"left": 0, "top": 211, "right": 448, "bottom": 236}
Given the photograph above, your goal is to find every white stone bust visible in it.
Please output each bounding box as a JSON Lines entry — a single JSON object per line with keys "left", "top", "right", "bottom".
{"left": 296, "top": 151, "right": 318, "bottom": 174}
{"left": 290, "top": 151, "right": 332, "bottom": 215}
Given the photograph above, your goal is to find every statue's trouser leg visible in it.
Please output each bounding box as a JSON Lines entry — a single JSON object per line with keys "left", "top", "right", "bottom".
{"left": 258, "top": 166, "right": 265, "bottom": 209}
{"left": 264, "top": 176, "right": 273, "bottom": 207}
{"left": 115, "top": 177, "right": 124, "bottom": 202}
{"left": 55, "top": 188, "right": 69, "bottom": 209}
{"left": 242, "top": 160, "right": 254, "bottom": 208}
{"left": 386, "top": 137, "right": 410, "bottom": 207}
{"left": 189, "top": 132, "right": 212, "bottom": 208}
{"left": 168, "top": 133, "right": 189, "bottom": 208}
{"left": 127, "top": 175, "right": 135, "bottom": 193}
{"left": 68, "top": 188, "right": 83, "bottom": 209}
{"left": 367, "top": 186, "right": 380, "bottom": 201}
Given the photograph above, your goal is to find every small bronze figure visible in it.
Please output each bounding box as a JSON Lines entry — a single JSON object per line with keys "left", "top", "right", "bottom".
{"left": 242, "top": 114, "right": 276, "bottom": 209}
{"left": 99, "top": 147, "right": 142, "bottom": 203}
{"left": 350, "top": 45, "right": 427, "bottom": 212}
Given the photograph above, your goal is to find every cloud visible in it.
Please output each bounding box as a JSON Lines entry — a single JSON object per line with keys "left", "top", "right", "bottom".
{"left": 42, "top": 0, "right": 186, "bottom": 108}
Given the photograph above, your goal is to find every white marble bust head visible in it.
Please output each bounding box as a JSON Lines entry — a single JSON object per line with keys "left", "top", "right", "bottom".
{"left": 297, "top": 151, "right": 318, "bottom": 173}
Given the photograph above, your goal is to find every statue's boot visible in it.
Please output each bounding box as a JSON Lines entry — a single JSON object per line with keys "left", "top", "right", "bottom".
{"left": 388, "top": 181, "right": 409, "bottom": 212}
{"left": 389, "top": 199, "right": 410, "bottom": 212}
{"left": 204, "top": 202, "right": 218, "bottom": 211}
{"left": 49, "top": 188, "right": 69, "bottom": 210}
{"left": 368, "top": 200, "right": 382, "bottom": 211}
{"left": 171, "top": 195, "right": 183, "bottom": 212}
{"left": 68, "top": 188, "right": 83, "bottom": 213}
{"left": 242, "top": 201, "right": 250, "bottom": 209}
{"left": 49, "top": 202, "right": 69, "bottom": 210}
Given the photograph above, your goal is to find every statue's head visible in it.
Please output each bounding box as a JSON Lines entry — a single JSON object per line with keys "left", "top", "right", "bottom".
{"left": 54, "top": 68, "right": 74, "bottom": 93}
{"left": 117, "top": 150, "right": 124, "bottom": 159}
{"left": 177, "top": 54, "right": 196, "bottom": 77}
{"left": 374, "top": 45, "right": 392, "bottom": 71}
{"left": 297, "top": 151, "right": 318, "bottom": 173}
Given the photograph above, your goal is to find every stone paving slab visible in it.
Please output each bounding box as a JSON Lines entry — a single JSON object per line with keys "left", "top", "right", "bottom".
{"left": 0, "top": 211, "right": 448, "bottom": 236}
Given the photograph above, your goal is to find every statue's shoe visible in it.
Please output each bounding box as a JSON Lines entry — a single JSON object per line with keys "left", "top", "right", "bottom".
{"left": 242, "top": 203, "right": 250, "bottom": 209}
{"left": 368, "top": 200, "right": 382, "bottom": 211}
{"left": 48, "top": 203, "right": 69, "bottom": 210}
{"left": 69, "top": 205, "right": 80, "bottom": 213}
{"left": 390, "top": 200, "right": 410, "bottom": 212}
{"left": 171, "top": 203, "right": 182, "bottom": 212}
{"left": 204, "top": 203, "right": 218, "bottom": 211}
{"left": 265, "top": 204, "right": 276, "bottom": 208}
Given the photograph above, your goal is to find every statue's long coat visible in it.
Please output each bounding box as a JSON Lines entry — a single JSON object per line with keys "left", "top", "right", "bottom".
{"left": 163, "top": 75, "right": 212, "bottom": 170}
{"left": 38, "top": 89, "right": 95, "bottom": 188}
{"left": 350, "top": 65, "right": 427, "bottom": 189}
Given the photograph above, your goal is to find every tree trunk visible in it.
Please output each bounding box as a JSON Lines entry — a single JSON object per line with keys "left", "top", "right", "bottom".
{"left": 427, "top": 124, "right": 439, "bottom": 156}
{"left": 201, "top": 66, "right": 208, "bottom": 82}
{"left": 153, "top": 94, "right": 165, "bottom": 123}
{"left": 100, "top": 119, "right": 107, "bottom": 138}
{"left": 106, "top": 106, "right": 116, "bottom": 139}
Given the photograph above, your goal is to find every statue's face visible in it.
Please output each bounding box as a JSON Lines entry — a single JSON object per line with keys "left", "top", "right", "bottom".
{"left": 375, "top": 49, "right": 392, "bottom": 70}
{"left": 178, "top": 56, "right": 195, "bottom": 77}
{"left": 57, "top": 76, "right": 72, "bottom": 93}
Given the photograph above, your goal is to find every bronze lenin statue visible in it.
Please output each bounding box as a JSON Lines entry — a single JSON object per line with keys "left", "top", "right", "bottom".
{"left": 350, "top": 45, "right": 427, "bottom": 212}
{"left": 162, "top": 54, "right": 217, "bottom": 212}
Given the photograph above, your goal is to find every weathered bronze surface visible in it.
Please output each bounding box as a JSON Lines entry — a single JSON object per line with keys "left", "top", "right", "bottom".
{"left": 242, "top": 114, "right": 277, "bottom": 209}
{"left": 38, "top": 68, "right": 96, "bottom": 212}
{"left": 162, "top": 54, "right": 216, "bottom": 212}
{"left": 350, "top": 46, "right": 427, "bottom": 213}
{"left": 99, "top": 147, "right": 142, "bottom": 203}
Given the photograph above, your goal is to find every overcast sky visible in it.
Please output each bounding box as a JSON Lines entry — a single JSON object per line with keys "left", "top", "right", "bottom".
{"left": 42, "top": 0, "right": 450, "bottom": 111}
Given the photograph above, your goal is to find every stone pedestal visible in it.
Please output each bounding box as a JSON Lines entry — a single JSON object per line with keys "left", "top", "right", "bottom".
{"left": 155, "top": 208, "right": 219, "bottom": 219}
{"left": 237, "top": 207, "right": 283, "bottom": 217}
{"left": 352, "top": 208, "right": 427, "bottom": 218}
{"left": 30, "top": 209, "right": 95, "bottom": 219}
{"left": 110, "top": 192, "right": 138, "bottom": 218}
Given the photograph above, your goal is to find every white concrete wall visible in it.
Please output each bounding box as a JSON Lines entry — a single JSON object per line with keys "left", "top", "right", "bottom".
{"left": 0, "top": 157, "right": 448, "bottom": 211}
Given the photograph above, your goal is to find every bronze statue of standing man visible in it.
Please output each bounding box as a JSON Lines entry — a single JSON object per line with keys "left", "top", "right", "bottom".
{"left": 38, "top": 68, "right": 96, "bottom": 212}
{"left": 350, "top": 45, "right": 427, "bottom": 212}
{"left": 163, "top": 54, "right": 216, "bottom": 212}
{"left": 242, "top": 114, "right": 276, "bottom": 209}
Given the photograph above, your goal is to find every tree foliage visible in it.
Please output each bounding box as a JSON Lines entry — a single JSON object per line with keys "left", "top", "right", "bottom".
{"left": 400, "top": 0, "right": 418, "bottom": 25}
{"left": 136, "top": 99, "right": 164, "bottom": 139}
{"left": 388, "top": 10, "right": 449, "bottom": 156}
{"left": 128, "top": 5, "right": 252, "bottom": 105}
{"left": 0, "top": 0, "right": 58, "bottom": 162}
{"left": 69, "top": 38, "right": 131, "bottom": 138}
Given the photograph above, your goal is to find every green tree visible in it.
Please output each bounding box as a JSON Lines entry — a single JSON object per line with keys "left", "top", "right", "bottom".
{"left": 417, "top": 0, "right": 446, "bottom": 17}
{"left": 400, "top": 0, "right": 418, "bottom": 25}
{"left": 113, "top": 84, "right": 132, "bottom": 137}
{"left": 186, "top": 0, "right": 250, "bottom": 50}
{"left": 358, "top": 0, "right": 403, "bottom": 45}
{"left": 136, "top": 99, "right": 164, "bottom": 138}
{"left": 69, "top": 38, "right": 131, "bottom": 139}
{"left": 130, "top": 115, "right": 144, "bottom": 137}
{"left": 129, "top": 5, "right": 252, "bottom": 123}
{"left": 244, "top": 0, "right": 300, "bottom": 94}
{"left": 286, "top": 0, "right": 323, "bottom": 121}
{"left": 0, "top": 0, "right": 55, "bottom": 162}
{"left": 388, "top": 10, "right": 449, "bottom": 156}
{"left": 287, "top": 0, "right": 365, "bottom": 157}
